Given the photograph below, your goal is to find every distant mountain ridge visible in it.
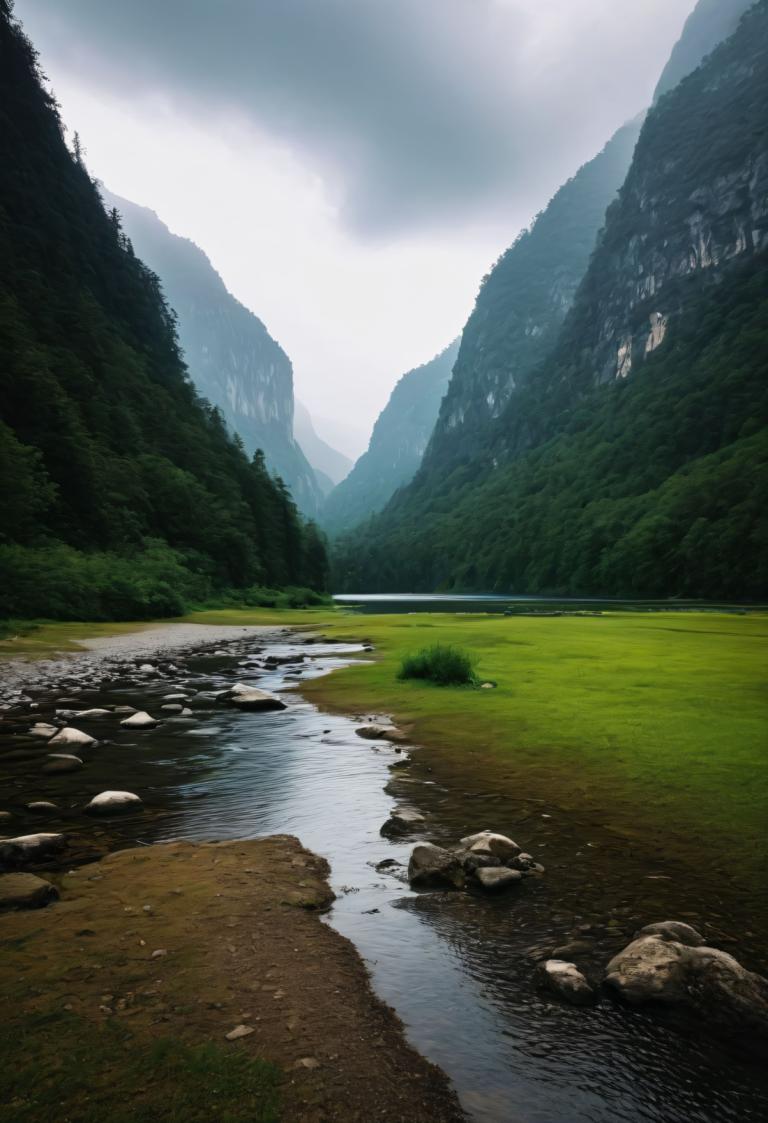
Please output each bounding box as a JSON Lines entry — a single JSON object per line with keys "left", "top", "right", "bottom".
{"left": 653, "top": 0, "right": 755, "bottom": 102}
{"left": 293, "top": 400, "right": 352, "bottom": 492}
{"left": 322, "top": 340, "right": 459, "bottom": 536}
{"left": 101, "top": 190, "right": 324, "bottom": 516}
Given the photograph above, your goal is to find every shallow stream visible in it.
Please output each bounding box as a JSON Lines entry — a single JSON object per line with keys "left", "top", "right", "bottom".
{"left": 1, "top": 626, "right": 767, "bottom": 1122}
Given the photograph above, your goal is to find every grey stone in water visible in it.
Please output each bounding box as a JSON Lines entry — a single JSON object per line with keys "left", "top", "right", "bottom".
{"left": 29, "top": 722, "right": 58, "bottom": 738}
{"left": 227, "top": 686, "right": 287, "bottom": 712}
{"left": 635, "top": 920, "right": 705, "bottom": 946}
{"left": 162, "top": 693, "right": 188, "bottom": 702}
{"left": 49, "top": 726, "right": 97, "bottom": 748}
{"left": 460, "top": 830, "right": 521, "bottom": 861}
{"left": 408, "top": 843, "right": 465, "bottom": 889}
{"left": 137, "top": 664, "right": 157, "bottom": 674}
{"left": 475, "top": 867, "right": 523, "bottom": 892}
{"left": 0, "top": 833, "right": 66, "bottom": 868}
{"left": 161, "top": 704, "right": 184, "bottom": 713}
{"left": 74, "top": 708, "right": 112, "bottom": 718}
{"left": 180, "top": 708, "right": 194, "bottom": 717}
{"left": 0, "top": 873, "right": 59, "bottom": 912}
{"left": 380, "top": 808, "right": 426, "bottom": 838}
{"left": 43, "top": 753, "right": 84, "bottom": 774}
{"left": 508, "top": 852, "right": 536, "bottom": 871}
{"left": 85, "top": 790, "right": 143, "bottom": 815}
{"left": 26, "top": 801, "right": 58, "bottom": 814}
{"left": 605, "top": 931, "right": 768, "bottom": 1041}
{"left": 356, "top": 724, "right": 406, "bottom": 743}
{"left": 541, "top": 960, "right": 596, "bottom": 1006}
{"left": 113, "top": 706, "right": 137, "bottom": 715}
{"left": 120, "top": 711, "right": 158, "bottom": 729}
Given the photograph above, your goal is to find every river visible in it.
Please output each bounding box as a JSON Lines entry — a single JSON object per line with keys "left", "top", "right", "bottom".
{"left": 1, "top": 624, "right": 766, "bottom": 1122}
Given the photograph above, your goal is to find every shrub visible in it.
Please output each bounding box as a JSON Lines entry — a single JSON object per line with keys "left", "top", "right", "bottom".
{"left": 398, "top": 644, "right": 476, "bottom": 686}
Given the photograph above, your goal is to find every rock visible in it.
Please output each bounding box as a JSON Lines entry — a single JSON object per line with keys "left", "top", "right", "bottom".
{"left": 43, "top": 753, "right": 84, "bottom": 774}
{"left": 225, "top": 1024, "right": 255, "bottom": 1041}
{"left": 455, "top": 850, "right": 502, "bottom": 873}
{"left": 187, "top": 691, "right": 226, "bottom": 706}
{"left": 120, "top": 711, "right": 158, "bottom": 729}
{"left": 161, "top": 704, "right": 183, "bottom": 713}
{"left": 151, "top": 948, "right": 168, "bottom": 958}
{"left": 541, "top": 960, "right": 596, "bottom": 1006}
{"left": 113, "top": 706, "right": 137, "bottom": 715}
{"left": 480, "top": 682, "right": 496, "bottom": 689}
{"left": 137, "top": 664, "right": 157, "bottom": 674}
{"left": 29, "top": 722, "right": 58, "bottom": 738}
{"left": 26, "top": 801, "right": 58, "bottom": 814}
{"left": 635, "top": 920, "right": 705, "bottom": 947}
{"left": 85, "top": 790, "right": 143, "bottom": 815}
{"left": 295, "top": 1056, "right": 320, "bottom": 1070}
{"left": 389, "top": 757, "right": 411, "bottom": 770}
{"left": 49, "top": 726, "right": 97, "bottom": 748}
{"left": 0, "top": 873, "right": 59, "bottom": 912}
{"left": 375, "top": 858, "right": 402, "bottom": 871}
{"left": 74, "top": 708, "right": 112, "bottom": 718}
{"left": 0, "top": 833, "right": 66, "bottom": 868}
{"left": 408, "top": 843, "right": 464, "bottom": 889}
{"left": 605, "top": 932, "right": 768, "bottom": 1041}
{"left": 162, "top": 693, "right": 188, "bottom": 702}
{"left": 508, "top": 852, "right": 536, "bottom": 871}
{"left": 380, "top": 808, "right": 426, "bottom": 838}
{"left": 356, "top": 724, "right": 406, "bottom": 742}
{"left": 460, "top": 830, "right": 520, "bottom": 861}
{"left": 180, "top": 708, "right": 194, "bottom": 717}
{"left": 226, "top": 686, "right": 287, "bottom": 712}
{"left": 475, "top": 867, "right": 523, "bottom": 892}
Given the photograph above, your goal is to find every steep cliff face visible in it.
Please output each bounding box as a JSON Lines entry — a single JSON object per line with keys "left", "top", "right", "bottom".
{"left": 102, "top": 191, "right": 323, "bottom": 516}
{"left": 421, "top": 119, "right": 642, "bottom": 474}
{"left": 322, "top": 340, "right": 458, "bottom": 536}
{"left": 334, "top": 1, "right": 768, "bottom": 599}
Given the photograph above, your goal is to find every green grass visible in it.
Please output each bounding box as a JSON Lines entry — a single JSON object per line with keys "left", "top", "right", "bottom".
{"left": 398, "top": 643, "right": 476, "bottom": 685}
{"left": 0, "top": 1013, "right": 281, "bottom": 1123}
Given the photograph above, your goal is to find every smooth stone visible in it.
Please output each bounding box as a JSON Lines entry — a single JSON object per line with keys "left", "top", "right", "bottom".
{"left": 227, "top": 686, "right": 287, "bottom": 712}
{"left": 49, "top": 726, "right": 97, "bottom": 748}
{"left": 43, "top": 753, "right": 84, "bottom": 774}
{"left": 380, "top": 808, "right": 426, "bottom": 838}
{"left": 120, "top": 711, "right": 158, "bottom": 729}
{"left": 356, "top": 724, "right": 406, "bottom": 742}
{"left": 0, "top": 872, "right": 59, "bottom": 912}
{"left": 162, "top": 693, "right": 188, "bottom": 701}
{"left": 541, "top": 960, "right": 596, "bottom": 1006}
{"left": 137, "top": 664, "right": 157, "bottom": 674}
{"left": 636, "top": 920, "right": 705, "bottom": 947}
{"left": 29, "top": 722, "right": 58, "bottom": 738}
{"left": 161, "top": 704, "right": 183, "bottom": 713}
{"left": 0, "top": 833, "right": 66, "bottom": 867}
{"left": 225, "top": 1024, "right": 255, "bottom": 1041}
{"left": 480, "top": 682, "right": 496, "bottom": 689}
{"left": 180, "top": 708, "right": 194, "bottom": 717}
{"left": 408, "top": 843, "right": 465, "bottom": 889}
{"left": 113, "top": 706, "right": 137, "bottom": 715}
{"left": 460, "top": 830, "right": 521, "bottom": 860}
{"left": 85, "top": 790, "right": 143, "bottom": 815}
{"left": 475, "top": 867, "right": 523, "bottom": 892}
{"left": 74, "top": 708, "right": 112, "bottom": 718}
{"left": 26, "top": 801, "right": 58, "bottom": 814}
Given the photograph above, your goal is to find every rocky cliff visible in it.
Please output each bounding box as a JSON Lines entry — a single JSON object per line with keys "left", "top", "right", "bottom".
{"left": 322, "top": 340, "right": 458, "bottom": 536}
{"left": 102, "top": 191, "right": 324, "bottom": 516}
{"left": 653, "top": 0, "right": 754, "bottom": 102}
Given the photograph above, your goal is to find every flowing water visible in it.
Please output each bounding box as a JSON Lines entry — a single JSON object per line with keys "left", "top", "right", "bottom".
{"left": 1, "top": 626, "right": 766, "bottom": 1122}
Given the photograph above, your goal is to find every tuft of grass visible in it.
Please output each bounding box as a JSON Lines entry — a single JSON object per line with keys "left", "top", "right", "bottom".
{"left": 398, "top": 644, "right": 476, "bottom": 686}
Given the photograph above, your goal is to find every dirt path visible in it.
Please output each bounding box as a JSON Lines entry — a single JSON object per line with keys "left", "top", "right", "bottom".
{"left": 0, "top": 837, "right": 464, "bottom": 1122}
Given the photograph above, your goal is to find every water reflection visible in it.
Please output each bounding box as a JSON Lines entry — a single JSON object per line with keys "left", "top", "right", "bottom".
{"left": 2, "top": 633, "right": 767, "bottom": 1122}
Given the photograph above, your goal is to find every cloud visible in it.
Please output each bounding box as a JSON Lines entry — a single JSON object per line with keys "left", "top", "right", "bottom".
{"left": 15, "top": 0, "right": 694, "bottom": 235}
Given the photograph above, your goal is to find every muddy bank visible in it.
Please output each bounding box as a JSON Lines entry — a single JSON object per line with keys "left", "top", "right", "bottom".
{"left": 0, "top": 836, "right": 463, "bottom": 1122}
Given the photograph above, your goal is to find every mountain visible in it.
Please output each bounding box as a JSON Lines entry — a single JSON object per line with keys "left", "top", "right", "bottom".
{"left": 335, "top": 0, "right": 768, "bottom": 599}
{"left": 101, "top": 190, "right": 324, "bottom": 517}
{"left": 653, "top": 0, "right": 755, "bottom": 102}
{"left": 294, "top": 401, "right": 353, "bottom": 490}
{"left": 322, "top": 341, "right": 459, "bottom": 536}
{"left": 0, "top": 0, "right": 327, "bottom": 620}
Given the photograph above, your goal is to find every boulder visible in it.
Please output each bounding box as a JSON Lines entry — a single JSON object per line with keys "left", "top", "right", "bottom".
{"left": 356, "top": 724, "right": 406, "bottom": 742}
{"left": 635, "top": 920, "right": 705, "bottom": 947}
{"left": 120, "top": 711, "right": 158, "bottom": 729}
{"left": 605, "top": 931, "right": 768, "bottom": 1041}
{"left": 475, "top": 867, "right": 523, "bottom": 892}
{"left": 226, "top": 686, "right": 287, "bottom": 712}
{"left": 0, "top": 833, "right": 66, "bottom": 868}
{"left": 460, "top": 830, "right": 520, "bottom": 861}
{"left": 380, "top": 808, "right": 426, "bottom": 838}
{"left": 49, "top": 726, "right": 97, "bottom": 748}
{"left": 26, "top": 801, "right": 58, "bottom": 814}
{"left": 408, "top": 844, "right": 465, "bottom": 889}
{"left": 85, "top": 790, "right": 143, "bottom": 815}
{"left": 29, "top": 722, "right": 58, "bottom": 738}
{"left": 541, "top": 960, "right": 596, "bottom": 1006}
{"left": 74, "top": 708, "right": 112, "bottom": 718}
{"left": 43, "top": 753, "right": 83, "bottom": 774}
{"left": 0, "top": 873, "right": 59, "bottom": 912}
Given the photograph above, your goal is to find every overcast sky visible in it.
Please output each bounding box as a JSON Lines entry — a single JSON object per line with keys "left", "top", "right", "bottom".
{"left": 16, "top": 0, "right": 694, "bottom": 456}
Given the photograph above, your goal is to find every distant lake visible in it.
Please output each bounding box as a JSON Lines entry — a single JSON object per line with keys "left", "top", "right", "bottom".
{"left": 332, "top": 593, "right": 754, "bottom": 615}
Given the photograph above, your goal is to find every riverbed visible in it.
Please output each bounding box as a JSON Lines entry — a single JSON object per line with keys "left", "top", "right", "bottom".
{"left": 1, "top": 623, "right": 767, "bottom": 1122}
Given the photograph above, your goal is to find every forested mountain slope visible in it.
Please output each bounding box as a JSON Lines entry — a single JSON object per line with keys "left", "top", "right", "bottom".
{"left": 101, "top": 190, "right": 324, "bottom": 517}
{"left": 322, "top": 340, "right": 459, "bottom": 536}
{"left": 0, "top": 0, "right": 327, "bottom": 620}
{"left": 653, "top": 0, "right": 754, "bottom": 102}
{"left": 336, "top": 1, "right": 768, "bottom": 599}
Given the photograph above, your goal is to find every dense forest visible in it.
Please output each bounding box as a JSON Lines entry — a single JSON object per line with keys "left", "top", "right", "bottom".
{"left": 335, "top": 1, "right": 768, "bottom": 599}
{"left": 0, "top": 0, "right": 327, "bottom": 621}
